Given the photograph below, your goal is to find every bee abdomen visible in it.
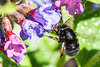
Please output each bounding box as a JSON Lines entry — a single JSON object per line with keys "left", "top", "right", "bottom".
{"left": 64, "top": 46, "right": 79, "bottom": 56}
{"left": 64, "top": 40, "right": 79, "bottom": 56}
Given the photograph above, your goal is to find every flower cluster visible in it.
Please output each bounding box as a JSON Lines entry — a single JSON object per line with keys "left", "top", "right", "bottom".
{"left": 55, "top": 0, "right": 84, "bottom": 15}
{"left": 4, "top": 31, "right": 27, "bottom": 65}
{"left": 0, "top": 0, "right": 84, "bottom": 65}
{"left": 20, "top": 19, "right": 45, "bottom": 44}
{"left": 0, "top": 15, "right": 28, "bottom": 65}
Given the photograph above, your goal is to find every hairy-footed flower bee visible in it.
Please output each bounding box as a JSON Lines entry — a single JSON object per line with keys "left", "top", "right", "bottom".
{"left": 47, "top": 20, "right": 79, "bottom": 57}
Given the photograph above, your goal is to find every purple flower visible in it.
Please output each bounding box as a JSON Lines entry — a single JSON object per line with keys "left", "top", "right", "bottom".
{"left": 20, "top": 19, "right": 45, "bottom": 44}
{"left": 29, "top": 2, "right": 60, "bottom": 30}
{"left": 32, "top": 0, "right": 52, "bottom": 6}
{"left": 4, "top": 31, "right": 27, "bottom": 65}
{"left": 92, "top": 3, "right": 98, "bottom": 12}
{"left": 20, "top": 30, "right": 29, "bottom": 41}
{"left": 0, "top": 28, "right": 5, "bottom": 47}
{"left": 55, "top": 0, "right": 84, "bottom": 15}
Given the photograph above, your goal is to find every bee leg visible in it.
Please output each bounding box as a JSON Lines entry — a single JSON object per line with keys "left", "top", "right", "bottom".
{"left": 60, "top": 42, "right": 65, "bottom": 57}
{"left": 53, "top": 27, "right": 58, "bottom": 33}
{"left": 45, "top": 35, "right": 60, "bottom": 42}
{"left": 60, "top": 46, "right": 64, "bottom": 57}
{"left": 52, "top": 27, "right": 60, "bottom": 35}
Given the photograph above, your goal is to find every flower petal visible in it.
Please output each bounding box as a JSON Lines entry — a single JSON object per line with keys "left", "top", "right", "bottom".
{"left": 7, "top": 50, "right": 13, "bottom": 57}
{"left": 20, "top": 30, "right": 29, "bottom": 41}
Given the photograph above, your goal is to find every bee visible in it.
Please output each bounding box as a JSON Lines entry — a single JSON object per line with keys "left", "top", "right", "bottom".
{"left": 47, "top": 18, "right": 79, "bottom": 57}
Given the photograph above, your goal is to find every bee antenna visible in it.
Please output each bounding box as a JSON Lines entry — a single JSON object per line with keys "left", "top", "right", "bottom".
{"left": 64, "top": 17, "right": 73, "bottom": 24}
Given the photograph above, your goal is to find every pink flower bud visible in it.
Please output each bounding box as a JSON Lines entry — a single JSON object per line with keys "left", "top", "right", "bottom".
{"left": 2, "top": 15, "right": 12, "bottom": 32}
{"left": 17, "top": 4, "right": 32, "bottom": 16}
{"left": 10, "top": 11, "right": 25, "bottom": 25}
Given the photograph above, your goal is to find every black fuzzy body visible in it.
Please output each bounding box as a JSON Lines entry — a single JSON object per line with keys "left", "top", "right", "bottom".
{"left": 57, "top": 24, "right": 79, "bottom": 56}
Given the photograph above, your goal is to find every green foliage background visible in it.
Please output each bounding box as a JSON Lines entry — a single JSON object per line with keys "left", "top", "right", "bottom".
{"left": 1, "top": 0, "right": 100, "bottom": 67}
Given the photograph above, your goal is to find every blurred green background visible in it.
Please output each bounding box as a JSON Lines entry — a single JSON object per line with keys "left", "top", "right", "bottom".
{"left": 1, "top": 0, "right": 100, "bottom": 67}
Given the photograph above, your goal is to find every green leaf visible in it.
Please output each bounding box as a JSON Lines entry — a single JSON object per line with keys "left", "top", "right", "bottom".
{"left": 84, "top": 52, "right": 100, "bottom": 67}
{"left": 76, "top": 48, "right": 100, "bottom": 67}
{"left": 61, "top": 6, "right": 72, "bottom": 23}
{"left": 76, "top": 17, "right": 100, "bottom": 49}
{"left": 88, "top": 0, "right": 100, "bottom": 4}
{"left": 0, "top": 51, "right": 18, "bottom": 67}
{"left": 75, "top": 16, "right": 100, "bottom": 67}
{"left": 92, "top": 60, "right": 100, "bottom": 67}
{"left": 0, "top": 3, "right": 17, "bottom": 15}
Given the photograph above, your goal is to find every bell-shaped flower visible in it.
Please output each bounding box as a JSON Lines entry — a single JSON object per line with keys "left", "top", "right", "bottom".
{"left": 29, "top": 2, "right": 60, "bottom": 30}
{"left": 32, "top": 0, "right": 52, "bottom": 6}
{"left": 55, "top": 0, "right": 84, "bottom": 15}
{"left": 4, "top": 31, "right": 28, "bottom": 65}
{"left": 20, "top": 19, "right": 45, "bottom": 44}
